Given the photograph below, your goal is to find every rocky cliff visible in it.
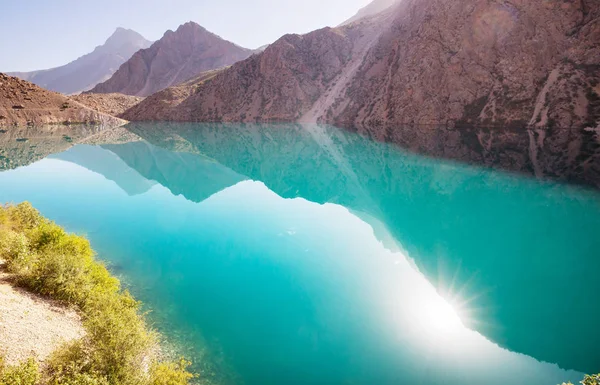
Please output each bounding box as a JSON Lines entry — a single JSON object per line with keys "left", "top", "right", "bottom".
{"left": 89, "top": 22, "right": 253, "bottom": 97}
{"left": 0, "top": 73, "right": 127, "bottom": 129}
{"left": 8, "top": 28, "right": 151, "bottom": 95}
{"left": 122, "top": 0, "right": 600, "bottom": 186}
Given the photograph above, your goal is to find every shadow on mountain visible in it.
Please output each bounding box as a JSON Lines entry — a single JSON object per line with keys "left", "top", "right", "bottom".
{"left": 123, "top": 121, "right": 600, "bottom": 374}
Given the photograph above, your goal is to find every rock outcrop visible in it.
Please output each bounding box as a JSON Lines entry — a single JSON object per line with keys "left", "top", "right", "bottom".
{"left": 8, "top": 28, "right": 151, "bottom": 95}
{"left": 0, "top": 73, "right": 127, "bottom": 129}
{"left": 89, "top": 22, "right": 253, "bottom": 97}
{"left": 122, "top": 0, "right": 600, "bottom": 186}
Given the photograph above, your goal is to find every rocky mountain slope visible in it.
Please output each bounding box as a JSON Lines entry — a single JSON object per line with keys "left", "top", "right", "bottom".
{"left": 121, "top": 20, "right": 375, "bottom": 121}
{"left": 71, "top": 93, "right": 144, "bottom": 116}
{"left": 120, "top": 69, "right": 222, "bottom": 121}
{"left": 8, "top": 28, "right": 151, "bottom": 95}
{"left": 89, "top": 22, "right": 253, "bottom": 97}
{"left": 0, "top": 73, "right": 127, "bottom": 128}
{"left": 122, "top": 0, "right": 600, "bottom": 186}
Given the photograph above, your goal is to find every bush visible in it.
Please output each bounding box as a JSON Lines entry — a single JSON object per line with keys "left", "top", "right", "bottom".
{"left": 0, "top": 203, "right": 194, "bottom": 385}
{"left": 46, "top": 342, "right": 110, "bottom": 385}
{"left": 150, "top": 359, "right": 195, "bottom": 385}
{"left": 0, "top": 358, "right": 40, "bottom": 385}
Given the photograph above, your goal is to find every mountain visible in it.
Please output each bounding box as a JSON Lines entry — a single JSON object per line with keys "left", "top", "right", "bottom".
{"left": 89, "top": 22, "right": 253, "bottom": 97}
{"left": 340, "top": 0, "right": 398, "bottom": 25}
{"left": 8, "top": 28, "right": 151, "bottom": 95}
{"left": 0, "top": 73, "right": 126, "bottom": 128}
{"left": 122, "top": 0, "right": 600, "bottom": 186}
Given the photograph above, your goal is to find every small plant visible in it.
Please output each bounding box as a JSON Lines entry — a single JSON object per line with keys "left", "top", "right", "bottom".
{"left": 0, "top": 358, "right": 40, "bottom": 385}
{"left": 149, "top": 359, "right": 195, "bottom": 385}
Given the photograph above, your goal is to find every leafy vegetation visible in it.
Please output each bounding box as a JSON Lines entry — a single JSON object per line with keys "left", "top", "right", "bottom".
{"left": 0, "top": 202, "right": 194, "bottom": 385}
{"left": 0, "top": 359, "right": 40, "bottom": 385}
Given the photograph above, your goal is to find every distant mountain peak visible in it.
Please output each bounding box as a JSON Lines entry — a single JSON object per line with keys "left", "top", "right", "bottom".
{"left": 90, "top": 22, "right": 253, "bottom": 97}
{"left": 7, "top": 29, "right": 152, "bottom": 95}
{"left": 104, "top": 27, "right": 150, "bottom": 48}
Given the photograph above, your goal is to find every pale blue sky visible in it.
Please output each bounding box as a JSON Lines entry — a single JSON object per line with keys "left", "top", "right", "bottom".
{"left": 0, "top": 0, "right": 370, "bottom": 72}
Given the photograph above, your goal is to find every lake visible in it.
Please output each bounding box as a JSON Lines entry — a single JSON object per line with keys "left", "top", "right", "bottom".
{"left": 0, "top": 123, "right": 598, "bottom": 385}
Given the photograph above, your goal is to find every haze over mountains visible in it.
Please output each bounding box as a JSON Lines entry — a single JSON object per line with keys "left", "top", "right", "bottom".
{"left": 340, "top": 0, "right": 398, "bottom": 25}
{"left": 8, "top": 28, "right": 151, "bottom": 95}
{"left": 89, "top": 22, "right": 254, "bottom": 97}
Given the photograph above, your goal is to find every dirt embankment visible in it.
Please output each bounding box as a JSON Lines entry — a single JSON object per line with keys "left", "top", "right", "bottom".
{"left": 0, "top": 73, "right": 127, "bottom": 129}
{"left": 71, "top": 93, "right": 144, "bottom": 117}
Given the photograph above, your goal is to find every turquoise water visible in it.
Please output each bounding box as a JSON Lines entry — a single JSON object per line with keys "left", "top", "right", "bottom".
{"left": 0, "top": 123, "right": 599, "bottom": 385}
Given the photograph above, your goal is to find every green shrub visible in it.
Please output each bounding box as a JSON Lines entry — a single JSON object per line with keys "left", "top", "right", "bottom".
{"left": 149, "top": 359, "right": 195, "bottom": 385}
{"left": 0, "top": 358, "right": 40, "bottom": 385}
{"left": 0, "top": 203, "right": 194, "bottom": 385}
{"left": 46, "top": 342, "right": 109, "bottom": 385}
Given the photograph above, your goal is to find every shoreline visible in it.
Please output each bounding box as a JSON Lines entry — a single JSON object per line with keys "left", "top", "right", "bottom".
{"left": 0, "top": 260, "right": 84, "bottom": 366}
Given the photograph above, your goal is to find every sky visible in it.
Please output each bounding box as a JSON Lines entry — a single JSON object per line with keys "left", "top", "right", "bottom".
{"left": 0, "top": 0, "right": 370, "bottom": 72}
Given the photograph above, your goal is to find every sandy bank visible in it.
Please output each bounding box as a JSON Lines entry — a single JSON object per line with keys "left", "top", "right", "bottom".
{"left": 0, "top": 260, "right": 85, "bottom": 365}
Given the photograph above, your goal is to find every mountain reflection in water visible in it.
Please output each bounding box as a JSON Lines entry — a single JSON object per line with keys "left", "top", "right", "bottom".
{"left": 0, "top": 122, "right": 598, "bottom": 385}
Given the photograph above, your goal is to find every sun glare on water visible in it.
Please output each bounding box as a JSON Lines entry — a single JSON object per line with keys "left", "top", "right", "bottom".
{"left": 415, "top": 294, "right": 465, "bottom": 336}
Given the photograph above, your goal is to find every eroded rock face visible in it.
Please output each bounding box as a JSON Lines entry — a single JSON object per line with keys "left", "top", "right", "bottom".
{"left": 0, "top": 73, "right": 127, "bottom": 129}
{"left": 8, "top": 28, "right": 152, "bottom": 95}
{"left": 89, "top": 22, "right": 253, "bottom": 97}
{"left": 335, "top": 0, "right": 600, "bottom": 130}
